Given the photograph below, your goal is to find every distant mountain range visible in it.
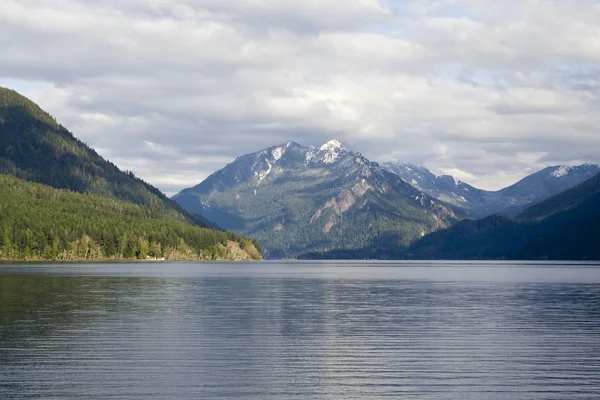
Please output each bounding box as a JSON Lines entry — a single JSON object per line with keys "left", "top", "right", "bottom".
{"left": 382, "top": 161, "right": 600, "bottom": 218}
{"left": 3, "top": 86, "right": 596, "bottom": 261}
{"left": 408, "top": 171, "right": 600, "bottom": 260}
{"left": 173, "top": 140, "right": 463, "bottom": 258}
{"left": 174, "top": 140, "right": 599, "bottom": 259}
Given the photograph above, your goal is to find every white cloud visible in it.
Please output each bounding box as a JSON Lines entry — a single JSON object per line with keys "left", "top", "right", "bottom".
{"left": 438, "top": 167, "right": 476, "bottom": 181}
{"left": 1, "top": 0, "right": 599, "bottom": 192}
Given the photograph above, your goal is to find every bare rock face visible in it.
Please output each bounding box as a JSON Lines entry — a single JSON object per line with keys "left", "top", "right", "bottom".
{"left": 174, "top": 141, "right": 463, "bottom": 259}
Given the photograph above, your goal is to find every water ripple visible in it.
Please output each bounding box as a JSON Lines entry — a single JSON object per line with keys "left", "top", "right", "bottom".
{"left": 1, "top": 263, "right": 600, "bottom": 399}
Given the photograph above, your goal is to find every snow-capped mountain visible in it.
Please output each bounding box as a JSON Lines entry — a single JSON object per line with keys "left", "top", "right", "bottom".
{"left": 382, "top": 160, "right": 600, "bottom": 218}
{"left": 173, "top": 141, "right": 463, "bottom": 259}
{"left": 317, "top": 139, "right": 346, "bottom": 164}
{"left": 497, "top": 164, "right": 600, "bottom": 201}
{"left": 382, "top": 161, "right": 484, "bottom": 213}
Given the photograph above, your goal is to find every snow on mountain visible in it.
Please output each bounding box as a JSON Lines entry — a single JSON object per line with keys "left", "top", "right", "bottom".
{"left": 318, "top": 139, "right": 346, "bottom": 164}
{"left": 319, "top": 139, "right": 344, "bottom": 152}
{"left": 383, "top": 160, "right": 600, "bottom": 218}
{"left": 304, "top": 146, "right": 316, "bottom": 163}
{"left": 551, "top": 166, "right": 570, "bottom": 178}
{"left": 271, "top": 146, "right": 284, "bottom": 162}
{"left": 172, "top": 136, "right": 598, "bottom": 258}
{"left": 173, "top": 141, "right": 462, "bottom": 259}
{"left": 382, "top": 160, "right": 481, "bottom": 213}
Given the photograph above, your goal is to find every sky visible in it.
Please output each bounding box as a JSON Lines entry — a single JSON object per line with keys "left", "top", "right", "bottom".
{"left": 1, "top": 0, "right": 599, "bottom": 195}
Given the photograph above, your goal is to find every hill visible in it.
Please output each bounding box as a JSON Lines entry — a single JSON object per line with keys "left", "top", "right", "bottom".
{"left": 174, "top": 140, "right": 463, "bottom": 259}
{"left": 0, "top": 174, "right": 261, "bottom": 261}
{"left": 514, "top": 173, "right": 600, "bottom": 260}
{"left": 408, "top": 172, "right": 600, "bottom": 260}
{"left": 0, "top": 87, "right": 213, "bottom": 227}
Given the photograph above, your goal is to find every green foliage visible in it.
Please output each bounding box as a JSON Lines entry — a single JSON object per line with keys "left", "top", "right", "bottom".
{"left": 407, "top": 214, "right": 532, "bottom": 260}
{"left": 0, "top": 87, "right": 211, "bottom": 227}
{"left": 515, "top": 190, "right": 600, "bottom": 260}
{"left": 0, "top": 174, "right": 261, "bottom": 261}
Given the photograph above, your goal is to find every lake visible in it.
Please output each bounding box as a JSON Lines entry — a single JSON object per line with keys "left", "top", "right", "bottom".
{"left": 1, "top": 261, "right": 600, "bottom": 399}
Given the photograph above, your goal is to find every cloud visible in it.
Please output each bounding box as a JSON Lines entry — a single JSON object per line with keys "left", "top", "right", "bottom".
{"left": 438, "top": 167, "right": 476, "bottom": 182}
{"left": 1, "top": 0, "right": 599, "bottom": 191}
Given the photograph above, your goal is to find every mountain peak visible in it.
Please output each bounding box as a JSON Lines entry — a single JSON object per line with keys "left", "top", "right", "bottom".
{"left": 283, "top": 140, "right": 301, "bottom": 148}
{"left": 319, "top": 139, "right": 345, "bottom": 152}
{"left": 317, "top": 139, "right": 346, "bottom": 164}
{"left": 548, "top": 163, "right": 599, "bottom": 179}
{"left": 174, "top": 138, "right": 461, "bottom": 259}
{"left": 391, "top": 159, "right": 419, "bottom": 168}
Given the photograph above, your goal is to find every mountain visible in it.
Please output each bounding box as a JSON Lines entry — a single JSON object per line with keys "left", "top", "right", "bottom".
{"left": 514, "top": 172, "right": 600, "bottom": 260}
{"left": 408, "top": 172, "right": 600, "bottom": 260}
{"left": 496, "top": 164, "right": 600, "bottom": 210}
{"left": 381, "top": 161, "right": 485, "bottom": 216}
{"left": 0, "top": 174, "right": 261, "bottom": 261}
{"left": 0, "top": 87, "right": 260, "bottom": 260}
{"left": 382, "top": 160, "right": 600, "bottom": 218}
{"left": 0, "top": 87, "right": 214, "bottom": 227}
{"left": 174, "top": 140, "right": 464, "bottom": 259}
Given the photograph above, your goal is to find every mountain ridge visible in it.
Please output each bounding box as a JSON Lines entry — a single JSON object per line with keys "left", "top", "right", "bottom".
{"left": 382, "top": 160, "right": 599, "bottom": 218}
{"left": 174, "top": 140, "right": 464, "bottom": 259}
{"left": 407, "top": 172, "right": 600, "bottom": 260}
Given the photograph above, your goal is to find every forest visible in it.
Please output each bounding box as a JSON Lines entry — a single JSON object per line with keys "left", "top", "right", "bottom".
{"left": 0, "top": 87, "right": 212, "bottom": 227}
{"left": 0, "top": 174, "right": 261, "bottom": 261}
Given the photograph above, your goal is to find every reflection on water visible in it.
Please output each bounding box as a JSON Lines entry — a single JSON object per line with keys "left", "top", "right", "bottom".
{"left": 1, "top": 263, "right": 600, "bottom": 399}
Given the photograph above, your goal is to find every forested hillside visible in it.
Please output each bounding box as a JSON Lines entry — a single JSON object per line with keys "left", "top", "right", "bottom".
{"left": 0, "top": 174, "right": 261, "bottom": 261}
{"left": 0, "top": 87, "right": 212, "bottom": 227}
{"left": 408, "top": 173, "right": 600, "bottom": 260}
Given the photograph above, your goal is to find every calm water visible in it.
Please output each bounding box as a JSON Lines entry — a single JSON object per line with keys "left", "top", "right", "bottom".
{"left": 1, "top": 261, "right": 600, "bottom": 399}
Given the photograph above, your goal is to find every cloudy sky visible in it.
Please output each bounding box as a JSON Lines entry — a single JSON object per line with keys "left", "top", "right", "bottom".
{"left": 1, "top": 0, "right": 599, "bottom": 194}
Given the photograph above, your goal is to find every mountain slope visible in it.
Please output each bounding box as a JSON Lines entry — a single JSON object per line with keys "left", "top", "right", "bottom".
{"left": 497, "top": 164, "right": 600, "bottom": 213}
{"left": 0, "top": 87, "right": 212, "bottom": 227}
{"left": 382, "top": 161, "right": 486, "bottom": 216}
{"left": 0, "top": 174, "right": 261, "bottom": 261}
{"left": 514, "top": 173, "right": 600, "bottom": 260}
{"left": 174, "top": 140, "right": 463, "bottom": 258}
{"left": 517, "top": 171, "right": 600, "bottom": 221}
{"left": 409, "top": 172, "right": 600, "bottom": 260}
{"left": 382, "top": 161, "right": 599, "bottom": 218}
{"left": 0, "top": 87, "right": 261, "bottom": 260}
